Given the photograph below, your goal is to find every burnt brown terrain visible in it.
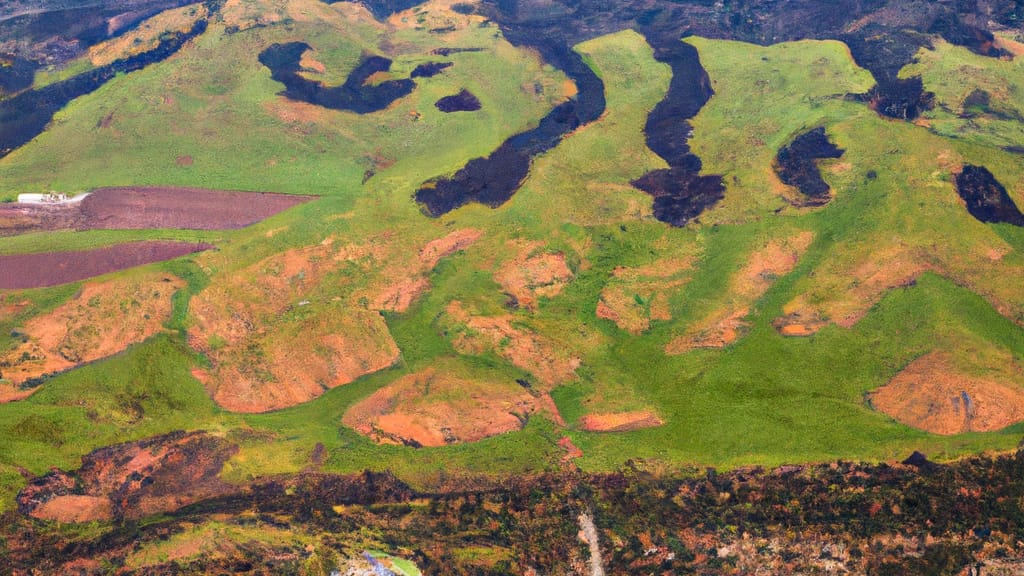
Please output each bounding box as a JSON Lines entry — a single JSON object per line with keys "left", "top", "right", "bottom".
{"left": 17, "top": 430, "right": 238, "bottom": 522}
{"left": 258, "top": 42, "right": 416, "bottom": 114}
{"left": 0, "top": 241, "right": 211, "bottom": 289}
{"left": 8, "top": 443, "right": 1024, "bottom": 574}
{"left": 954, "top": 165, "right": 1024, "bottom": 226}
{"left": 0, "top": 187, "right": 313, "bottom": 236}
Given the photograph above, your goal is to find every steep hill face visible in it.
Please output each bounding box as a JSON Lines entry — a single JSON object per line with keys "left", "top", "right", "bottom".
{"left": 0, "top": 0, "right": 1023, "bottom": 570}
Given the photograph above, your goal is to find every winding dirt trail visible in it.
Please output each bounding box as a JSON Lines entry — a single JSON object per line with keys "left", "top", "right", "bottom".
{"left": 578, "top": 510, "right": 605, "bottom": 576}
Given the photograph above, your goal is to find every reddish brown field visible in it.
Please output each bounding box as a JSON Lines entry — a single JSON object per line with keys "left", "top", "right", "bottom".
{"left": 0, "top": 186, "right": 313, "bottom": 235}
{"left": 343, "top": 367, "right": 563, "bottom": 447}
{"left": 870, "top": 351, "right": 1024, "bottom": 435}
{"left": 0, "top": 241, "right": 212, "bottom": 289}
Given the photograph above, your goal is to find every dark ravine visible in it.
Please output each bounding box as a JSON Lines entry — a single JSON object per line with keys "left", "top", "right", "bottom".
{"left": 774, "top": 127, "right": 845, "bottom": 204}
{"left": 954, "top": 164, "right": 1024, "bottom": 226}
{"left": 0, "top": 18, "right": 208, "bottom": 159}
{"left": 258, "top": 42, "right": 415, "bottom": 114}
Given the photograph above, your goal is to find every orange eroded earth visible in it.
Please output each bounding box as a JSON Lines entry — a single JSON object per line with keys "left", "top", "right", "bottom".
{"left": 445, "top": 301, "right": 579, "bottom": 388}
{"left": 776, "top": 244, "right": 931, "bottom": 336}
{"left": 493, "top": 241, "right": 574, "bottom": 310}
{"left": 190, "top": 230, "right": 481, "bottom": 412}
{"left": 0, "top": 273, "right": 185, "bottom": 400}
{"left": 88, "top": 3, "right": 207, "bottom": 66}
{"left": 343, "top": 367, "right": 564, "bottom": 447}
{"left": 870, "top": 351, "right": 1024, "bottom": 435}
{"left": 578, "top": 410, "right": 664, "bottom": 433}
{"left": 598, "top": 256, "right": 696, "bottom": 335}
{"left": 668, "top": 232, "right": 813, "bottom": 353}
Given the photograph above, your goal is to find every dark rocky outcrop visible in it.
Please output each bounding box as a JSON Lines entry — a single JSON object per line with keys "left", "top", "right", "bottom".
{"left": 954, "top": 165, "right": 1024, "bottom": 226}
{"left": 774, "top": 127, "right": 845, "bottom": 203}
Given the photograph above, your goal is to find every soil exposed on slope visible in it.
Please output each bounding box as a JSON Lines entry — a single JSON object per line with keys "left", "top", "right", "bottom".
{"left": 0, "top": 241, "right": 211, "bottom": 290}
{"left": 870, "top": 351, "right": 1024, "bottom": 435}
{"left": 494, "top": 241, "right": 574, "bottom": 311}
{"left": 343, "top": 367, "right": 563, "bottom": 447}
{"left": 579, "top": 410, "right": 663, "bottom": 433}
{"left": 0, "top": 272, "right": 184, "bottom": 399}
{"left": 445, "top": 301, "right": 580, "bottom": 388}
{"left": 953, "top": 164, "right": 1024, "bottom": 226}
{"left": 17, "top": 430, "right": 238, "bottom": 522}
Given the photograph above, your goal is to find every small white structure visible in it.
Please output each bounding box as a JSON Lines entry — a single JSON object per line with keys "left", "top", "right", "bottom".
{"left": 17, "top": 192, "right": 89, "bottom": 205}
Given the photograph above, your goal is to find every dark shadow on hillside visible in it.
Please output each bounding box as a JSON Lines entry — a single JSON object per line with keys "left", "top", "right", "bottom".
{"left": 774, "top": 127, "right": 844, "bottom": 205}
{"left": 258, "top": 42, "right": 415, "bottom": 114}
{"left": 630, "top": 33, "right": 725, "bottom": 226}
{"left": 954, "top": 165, "right": 1024, "bottom": 226}
{"left": 0, "top": 19, "right": 208, "bottom": 159}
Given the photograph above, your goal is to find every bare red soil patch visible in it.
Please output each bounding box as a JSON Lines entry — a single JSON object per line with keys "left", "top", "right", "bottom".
{"left": 669, "top": 232, "right": 813, "bottom": 353}
{"left": 870, "top": 351, "right": 1024, "bottom": 435}
{"left": 190, "top": 229, "right": 482, "bottom": 413}
{"left": 599, "top": 256, "right": 695, "bottom": 335}
{"left": 777, "top": 245, "right": 929, "bottom": 336}
{"left": 494, "top": 241, "right": 574, "bottom": 310}
{"left": 419, "top": 228, "right": 483, "bottom": 269}
{"left": 0, "top": 241, "right": 210, "bottom": 290}
{"left": 579, "top": 410, "right": 663, "bottom": 433}
{"left": 343, "top": 367, "right": 562, "bottom": 447}
{"left": 0, "top": 186, "right": 313, "bottom": 236}
{"left": 17, "top": 431, "right": 238, "bottom": 522}
{"left": 0, "top": 272, "right": 184, "bottom": 399}
{"left": 445, "top": 301, "right": 579, "bottom": 388}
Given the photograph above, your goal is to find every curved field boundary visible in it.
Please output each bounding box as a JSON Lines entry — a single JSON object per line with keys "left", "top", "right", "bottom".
{"left": 0, "top": 241, "right": 212, "bottom": 289}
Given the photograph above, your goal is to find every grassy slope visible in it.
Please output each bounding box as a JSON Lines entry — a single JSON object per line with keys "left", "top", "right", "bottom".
{"left": 1, "top": 4, "right": 1024, "bottom": 512}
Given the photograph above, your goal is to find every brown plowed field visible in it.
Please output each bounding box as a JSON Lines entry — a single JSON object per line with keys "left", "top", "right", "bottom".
{"left": 0, "top": 187, "right": 312, "bottom": 236}
{"left": 0, "top": 241, "right": 212, "bottom": 290}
